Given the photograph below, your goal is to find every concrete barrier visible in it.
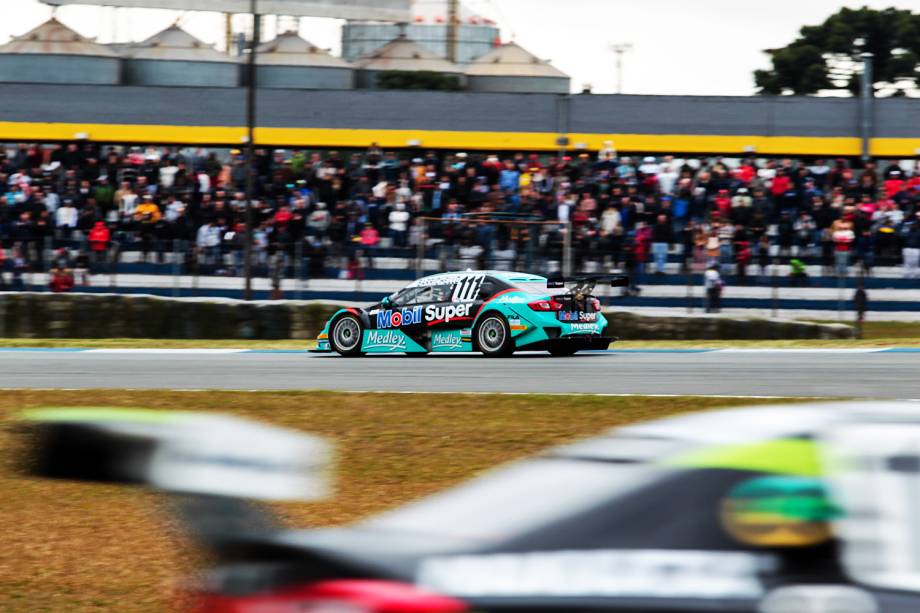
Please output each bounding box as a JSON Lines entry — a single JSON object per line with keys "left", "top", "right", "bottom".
{"left": 606, "top": 310, "right": 855, "bottom": 340}
{"left": 0, "top": 293, "right": 855, "bottom": 340}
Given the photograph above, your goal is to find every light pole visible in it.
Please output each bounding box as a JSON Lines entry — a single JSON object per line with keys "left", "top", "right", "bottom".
{"left": 859, "top": 51, "right": 874, "bottom": 163}
{"left": 446, "top": 0, "right": 458, "bottom": 63}
{"left": 609, "top": 43, "right": 632, "bottom": 94}
{"left": 243, "top": 0, "right": 260, "bottom": 300}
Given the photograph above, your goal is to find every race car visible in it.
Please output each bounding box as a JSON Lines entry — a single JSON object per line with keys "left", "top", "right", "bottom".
{"left": 19, "top": 401, "right": 920, "bottom": 613}
{"left": 315, "top": 270, "right": 629, "bottom": 357}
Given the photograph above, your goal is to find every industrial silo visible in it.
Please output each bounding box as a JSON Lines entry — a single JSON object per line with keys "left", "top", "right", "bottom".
{"left": 354, "top": 34, "right": 463, "bottom": 89}
{"left": 255, "top": 31, "right": 354, "bottom": 90}
{"left": 0, "top": 17, "right": 119, "bottom": 85}
{"left": 343, "top": 0, "right": 499, "bottom": 64}
{"left": 124, "top": 25, "right": 237, "bottom": 87}
{"left": 465, "top": 41, "right": 570, "bottom": 94}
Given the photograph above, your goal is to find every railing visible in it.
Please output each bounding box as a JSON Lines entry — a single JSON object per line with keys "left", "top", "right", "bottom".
{"left": 0, "top": 228, "right": 913, "bottom": 317}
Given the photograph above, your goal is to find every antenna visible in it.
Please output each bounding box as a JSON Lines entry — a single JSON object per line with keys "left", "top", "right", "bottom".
{"left": 609, "top": 42, "right": 633, "bottom": 94}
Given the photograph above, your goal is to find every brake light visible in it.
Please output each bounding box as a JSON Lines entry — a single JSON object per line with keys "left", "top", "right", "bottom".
{"left": 528, "top": 299, "right": 563, "bottom": 311}
{"left": 185, "top": 579, "right": 468, "bottom": 613}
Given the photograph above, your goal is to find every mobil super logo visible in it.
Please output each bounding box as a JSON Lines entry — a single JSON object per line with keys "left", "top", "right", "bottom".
{"left": 376, "top": 306, "right": 423, "bottom": 329}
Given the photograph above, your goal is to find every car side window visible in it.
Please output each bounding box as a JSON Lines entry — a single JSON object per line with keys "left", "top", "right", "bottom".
{"left": 390, "top": 287, "right": 421, "bottom": 307}
{"left": 430, "top": 284, "right": 454, "bottom": 303}
{"left": 392, "top": 286, "right": 441, "bottom": 306}
{"left": 478, "top": 278, "right": 497, "bottom": 300}
{"left": 408, "top": 287, "right": 434, "bottom": 305}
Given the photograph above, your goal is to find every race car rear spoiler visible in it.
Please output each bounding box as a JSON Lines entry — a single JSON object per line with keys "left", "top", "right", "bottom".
{"left": 547, "top": 274, "right": 629, "bottom": 289}
{"left": 14, "top": 407, "right": 335, "bottom": 560}
{"left": 15, "top": 407, "right": 332, "bottom": 502}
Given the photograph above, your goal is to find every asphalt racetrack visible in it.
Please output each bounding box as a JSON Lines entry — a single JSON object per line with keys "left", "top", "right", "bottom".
{"left": 0, "top": 349, "right": 917, "bottom": 398}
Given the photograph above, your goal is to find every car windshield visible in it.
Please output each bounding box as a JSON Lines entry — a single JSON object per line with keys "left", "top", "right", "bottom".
{"left": 361, "top": 457, "right": 660, "bottom": 543}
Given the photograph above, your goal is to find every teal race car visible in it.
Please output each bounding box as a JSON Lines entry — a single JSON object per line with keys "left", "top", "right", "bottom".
{"left": 315, "top": 271, "right": 628, "bottom": 357}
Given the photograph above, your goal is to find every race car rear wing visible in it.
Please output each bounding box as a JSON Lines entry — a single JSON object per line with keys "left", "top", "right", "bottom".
{"left": 15, "top": 407, "right": 332, "bottom": 501}
{"left": 13, "top": 407, "right": 335, "bottom": 560}
{"left": 547, "top": 274, "right": 629, "bottom": 289}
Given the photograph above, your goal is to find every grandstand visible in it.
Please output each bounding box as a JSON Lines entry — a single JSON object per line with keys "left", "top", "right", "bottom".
{"left": 2, "top": 140, "right": 918, "bottom": 319}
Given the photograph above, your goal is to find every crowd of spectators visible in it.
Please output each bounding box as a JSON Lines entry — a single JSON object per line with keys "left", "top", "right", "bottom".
{"left": 2, "top": 141, "right": 920, "bottom": 291}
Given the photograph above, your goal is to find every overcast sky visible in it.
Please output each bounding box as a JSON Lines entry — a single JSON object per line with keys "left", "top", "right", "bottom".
{"left": 4, "top": 0, "right": 920, "bottom": 95}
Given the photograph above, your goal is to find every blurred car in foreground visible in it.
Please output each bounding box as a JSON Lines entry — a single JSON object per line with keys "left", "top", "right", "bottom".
{"left": 17, "top": 402, "right": 920, "bottom": 612}
{"left": 314, "top": 270, "right": 628, "bottom": 357}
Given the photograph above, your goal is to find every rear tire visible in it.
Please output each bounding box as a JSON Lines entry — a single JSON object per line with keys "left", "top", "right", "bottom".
{"left": 329, "top": 314, "right": 365, "bottom": 357}
{"left": 549, "top": 347, "right": 579, "bottom": 357}
{"left": 474, "top": 314, "right": 514, "bottom": 357}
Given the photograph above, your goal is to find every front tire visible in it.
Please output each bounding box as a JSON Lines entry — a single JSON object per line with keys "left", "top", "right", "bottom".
{"left": 475, "top": 314, "right": 514, "bottom": 357}
{"left": 329, "top": 314, "right": 365, "bottom": 357}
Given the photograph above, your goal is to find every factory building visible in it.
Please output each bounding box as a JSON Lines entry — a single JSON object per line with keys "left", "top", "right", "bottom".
{"left": 255, "top": 31, "right": 354, "bottom": 90}
{"left": 342, "top": 0, "right": 499, "bottom": 64}
{"left": 123, "top": 25, "right": 237, "bottom": 87}
{"left": 0, "top": 18, "right": 119, "bottom": 85}
{"left": 354, "top": 34, "right": 464, "bottom": 89}
{"left": 466, "top": 41, "right": 570, "bottom": 94}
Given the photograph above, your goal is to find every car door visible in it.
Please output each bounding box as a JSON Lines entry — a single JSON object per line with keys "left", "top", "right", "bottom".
{"left": 427, "top": 274, "right": 495, "bottom": 330}
{"left": 371, "top": 286, "right": 427, "bottom": 333}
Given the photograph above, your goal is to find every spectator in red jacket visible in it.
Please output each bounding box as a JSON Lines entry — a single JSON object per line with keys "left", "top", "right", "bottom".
{"left": 634, "top": 221, "right": 652, "bottom": 265}
{"left": 714, "top": 189, "right": 732, "bottom": 218}
{"left": 884, "top": 170, "right": 905, "bottom": 198}
{"left": 87, "top": 221, "right": 111, "bottom": 271}
{"left": 49, "top": 266, "right": 74, "bottom": 292}
{"left": 88, "top": 221, "right": 110, "bottom": 251}
{"left": 771, "top": 169, "right": 791, "bottom": 198}
{"left": 273, "top": 205, "right": 293, "bottom": 229}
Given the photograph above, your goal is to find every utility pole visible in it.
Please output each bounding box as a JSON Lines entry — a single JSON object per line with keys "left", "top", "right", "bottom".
{"left": 244, "top": 0, "right": 260, "bottom": 300}
{"left": 609, "top": 43, "right": 632, "bottom": 94}
{"left": 224, "top": 13, "right": 233, "bottom": 54}
{"left": 859, "top": 52, "right": 874, "bottom": 163}
{"left": 446, "top": 0, "right": 458, "bottom": 62}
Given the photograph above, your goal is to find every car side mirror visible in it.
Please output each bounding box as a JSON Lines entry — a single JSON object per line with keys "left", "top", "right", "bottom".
{"left": 381, "top": 296, "right": 392, "bottom": 308}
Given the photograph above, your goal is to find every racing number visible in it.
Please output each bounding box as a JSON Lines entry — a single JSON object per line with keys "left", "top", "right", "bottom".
{"left": 451, "top": 275, "right": 485, "bottom": 303}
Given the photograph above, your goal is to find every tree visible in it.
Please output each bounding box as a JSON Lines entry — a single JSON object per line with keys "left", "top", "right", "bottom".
{"left": 754, "top": 7, "right": 920, "bottom": 96}
{"left": 376, "top": 71, "right": 462, "bottom": 91}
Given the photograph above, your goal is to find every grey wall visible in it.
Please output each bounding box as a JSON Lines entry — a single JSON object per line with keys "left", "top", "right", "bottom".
{"left": 125, "top": 59, "right": 238, "bottom": 87}
{"left": 0, "top": 293, "right": 853, "bottom": 340}
{"left": 467, "top": 75, "right": 570, "bottom": 95}
{"left": 0, "top": 55, "right": 119, "bottom": 85}
{"left": 256, "top": 88, "right": 550, "bottom": 132}
{"left": 873, "top": 98, "right": 920, "bottom": 138}
{"left": 256, "top": 65, "right": 354, "bottom": 90}
{"left": 3, "top": 83, "right": 920, "bottom": 148}
{"left": 568, "top": 95, "right": 859, "bottom": 137}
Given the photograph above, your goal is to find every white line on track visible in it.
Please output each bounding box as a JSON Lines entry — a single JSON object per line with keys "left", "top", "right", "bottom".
{"left": 83, "top": 349, "right": 248, "bottom": 354}
{"left": 2, "top": 348, "right": 916, "bottom": 355}
{"left": 2, "top": 387, "right": 918, "bottom": 401}
{"left": 715, "top": 348, "right": 889, "bottom": 353}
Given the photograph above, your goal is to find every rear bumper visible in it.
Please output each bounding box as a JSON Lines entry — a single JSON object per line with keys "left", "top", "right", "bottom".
{"left": 519, "top": 335, "right": 615, "bottom": 352}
